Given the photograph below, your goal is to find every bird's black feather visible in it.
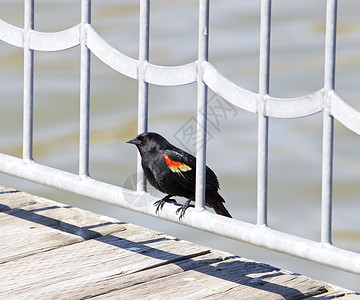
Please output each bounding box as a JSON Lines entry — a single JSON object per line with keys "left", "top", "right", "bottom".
{"left": 127, "top": 132, "right": 232, "bottom": 219}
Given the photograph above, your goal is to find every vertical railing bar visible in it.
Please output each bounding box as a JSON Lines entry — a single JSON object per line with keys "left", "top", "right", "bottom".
{"left": 137, "top": 0, "right": 150, "bottom": 192}
{"left": 23, "top": 0, "right": 34, "bottom": 162}
{"left": 195, "top": 0, "right": 210, "bottom": 211}
{"left": 79, "top": 0, "right": 91, "bottom": 178}
{"left": 321, "top": 0, "right": 337, "bottom": 245}
{"left": 257, "top": 0, "right": 271, "bottom": 227}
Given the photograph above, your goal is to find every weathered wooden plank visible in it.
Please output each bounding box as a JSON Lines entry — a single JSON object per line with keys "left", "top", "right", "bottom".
{"left": 307, "top": 289, "right": 360, "bottom": 299}
{"left": 0, "top": 186, "right": 37, "bottom": 211}
{"left": 0, "top": 186, "right": 357, "bottom": 300}
{"left": 96, "top": 257, "right": 330, "bottom": 300}
{"left": 2, "top": 253, "right": 223, "bottom": 300}
{"left": 0, "top": 222, "right": 223, "bottom": 299}
{"left": 0, "top": 194, "right": 125, "bottom": 263}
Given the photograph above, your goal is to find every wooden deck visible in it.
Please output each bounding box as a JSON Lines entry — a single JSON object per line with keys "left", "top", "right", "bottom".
{"left": 0, "top": 185, "right": 358, "bottom": 300}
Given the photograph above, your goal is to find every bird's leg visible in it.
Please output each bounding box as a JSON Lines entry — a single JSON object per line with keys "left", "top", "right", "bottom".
{"left": 176, "top": 197, "right": 195, "bottom": 220}
{"left": 154, "top": 194, "right": 177, "bottom": 214}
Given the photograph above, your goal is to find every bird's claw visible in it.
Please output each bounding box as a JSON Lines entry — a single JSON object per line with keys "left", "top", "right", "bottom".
{"left": 176, "top": 199, "right": 195, "bottom": 220}
{"left": 154, "top": 195, "right": 177, "bottom": 214}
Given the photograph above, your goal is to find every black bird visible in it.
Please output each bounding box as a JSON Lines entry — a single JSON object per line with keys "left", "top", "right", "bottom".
{"left": 127, "top": 132, "right": 232, "bottom": 219}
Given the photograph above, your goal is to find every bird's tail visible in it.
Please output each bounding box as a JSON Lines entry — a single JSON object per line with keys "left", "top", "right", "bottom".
{"left": 212, "top": 193, "right": 232, "bottom": 218}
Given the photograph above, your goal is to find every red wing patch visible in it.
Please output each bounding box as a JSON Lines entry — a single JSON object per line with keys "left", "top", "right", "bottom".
{"left": 163, "top": 154, "right": 192, "bottom": 173}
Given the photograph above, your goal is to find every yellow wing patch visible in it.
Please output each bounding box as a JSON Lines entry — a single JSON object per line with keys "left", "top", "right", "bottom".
{"left": 163, "top": 154, "right": 192, "bottom": 173}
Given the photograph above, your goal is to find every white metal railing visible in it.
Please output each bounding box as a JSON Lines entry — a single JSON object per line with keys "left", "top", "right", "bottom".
{"left": 1, "top": 0, "right": 360, "bottom": 274}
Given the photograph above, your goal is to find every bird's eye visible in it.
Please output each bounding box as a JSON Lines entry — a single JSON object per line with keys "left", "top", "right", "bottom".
{"left": 138, "top": 135, "right": 147, "bottom": 143}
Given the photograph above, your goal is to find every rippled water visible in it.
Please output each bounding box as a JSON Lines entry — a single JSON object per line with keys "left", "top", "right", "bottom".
{"left": 0, "top": 0, "right": 359, "bottom": 291}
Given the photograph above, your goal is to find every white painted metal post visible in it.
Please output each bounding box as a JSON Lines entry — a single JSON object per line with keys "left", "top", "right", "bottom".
{"left": 195, "top": 0, "right": 209, "bottom": 211}
{"left": 137, "top": 0, "right": 150, "bottom": 192}
{"left": 257, "top": 0, "right": 271, "bottom": 227}
{"left": 79, "top": 0, "right": 91, "bottom": 178}
{"left": 23, "top": 0, "right": 34, "bottom": 162}
{"left": 321, "top": 0, "right": 337, "bottom": 245}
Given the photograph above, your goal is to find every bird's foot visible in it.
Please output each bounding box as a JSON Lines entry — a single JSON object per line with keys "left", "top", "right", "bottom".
{"left": 154, "top": 195, "right": 177, "bottom": 214}
{"left": 176, "top": 199, "right": 195, "bottom": 220}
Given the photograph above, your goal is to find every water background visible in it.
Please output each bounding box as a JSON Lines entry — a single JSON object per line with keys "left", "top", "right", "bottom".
{"left": 0, "top": 0, "right": 360, "bottom": 291}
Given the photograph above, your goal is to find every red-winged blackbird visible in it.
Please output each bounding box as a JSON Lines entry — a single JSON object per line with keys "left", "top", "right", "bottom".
{"left": 127, "top": 132, "right": 232, "bottom": 219}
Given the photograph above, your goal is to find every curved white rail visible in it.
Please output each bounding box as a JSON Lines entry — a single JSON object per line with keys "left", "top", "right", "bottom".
{"left": 266, "top": 89, "right": 324, "bottom": 118}
{"left": 29, "top": 25, "right": 80, "bottom": 51}
{"left": 331, "top": 91, "right": 360, "bottom": 135}
{"left": 1, "top": 17, "right": 359, "bottom": 132}
{"left": 0, "top": 18, "right": 23, "bottom": 47}
{"left": 86, "top": 25, "right": 138, "bottom": 79}
{"left": 144, "top": 61, "right": 197, "bottom": 86}
{"left": 202, "top": 62, "right": 258, "bottom": 114}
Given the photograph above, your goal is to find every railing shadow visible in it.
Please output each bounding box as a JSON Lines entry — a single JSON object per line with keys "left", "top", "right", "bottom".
{"left": 0, "top": 196, "right": 328, "bottom": 299}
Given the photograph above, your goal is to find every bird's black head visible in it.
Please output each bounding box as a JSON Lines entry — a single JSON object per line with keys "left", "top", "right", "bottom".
{"left": 127, "top": 132, "right": 169, "bottom": 156}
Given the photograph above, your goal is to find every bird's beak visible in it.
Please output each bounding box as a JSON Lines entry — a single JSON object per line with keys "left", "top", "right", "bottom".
{"left": 127, "top": 137, "right": 141, "bottom": 145}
